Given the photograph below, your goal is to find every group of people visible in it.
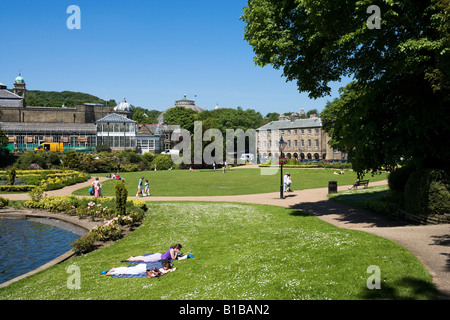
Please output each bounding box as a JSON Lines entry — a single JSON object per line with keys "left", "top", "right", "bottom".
{"left": 103, "top": 243, "right": 193, "bottom": 278}
{"left": 136, "top": 176, "right": 150, "bottom": 197}
{"left": 90, "top": 177, "right": 103, "bottom": 198}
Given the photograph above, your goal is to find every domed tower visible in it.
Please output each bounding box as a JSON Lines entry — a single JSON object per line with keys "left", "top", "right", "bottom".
{"left": 13, "top": 73, "right": 27, "bottom": 106}
{"left": 113, "top": 98, "right": 133, "bottom": 119}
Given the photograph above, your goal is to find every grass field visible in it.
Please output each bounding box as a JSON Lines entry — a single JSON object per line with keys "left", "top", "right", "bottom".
{"left": 73, "top": 168, "right": 388, "bottom": 197}
{"left": 0, "top": 202, "right": 435, "bottom": 300}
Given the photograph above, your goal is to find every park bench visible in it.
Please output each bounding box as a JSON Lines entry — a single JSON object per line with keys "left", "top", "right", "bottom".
{"left": 355, "top": 180, "right": 370, "bottom": 189}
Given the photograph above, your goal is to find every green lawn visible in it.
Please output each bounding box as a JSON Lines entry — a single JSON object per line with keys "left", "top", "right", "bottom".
{"left": 328, "top": 185, "right": 391, "bottom": 209}
{"left": 0, "top": 202, "right": 435, "bottom": 300}
{"left": 73, "top": 168, "right": 388, "bottom": 197}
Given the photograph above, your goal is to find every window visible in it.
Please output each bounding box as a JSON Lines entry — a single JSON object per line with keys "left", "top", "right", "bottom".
{"left": 315, "top": 139, "right": 319, "bottom": 148}
{"left": 301, "top": 140, "right": 304, "bottom": 147}
{"left": 307, "top": 139, "right": 311, "bottom": 148}
{"left": 308, "top": 129, "right": 311, "bottom": 135}
{"left": 294, "top": 140, "right": 298, "bottom": 147}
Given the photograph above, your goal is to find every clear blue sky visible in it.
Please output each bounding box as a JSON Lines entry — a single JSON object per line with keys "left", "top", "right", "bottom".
{"left": 0, "top": 0, "right": 350, "bottom": 116}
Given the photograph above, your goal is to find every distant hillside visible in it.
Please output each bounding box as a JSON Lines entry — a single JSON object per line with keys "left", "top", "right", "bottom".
{"left": 24, "top": 90, "right": 117, "bottom": 108}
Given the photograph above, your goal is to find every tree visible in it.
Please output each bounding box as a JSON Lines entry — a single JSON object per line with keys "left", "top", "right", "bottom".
{"left": 242, "top": 0, "right": 450, "bottom": 173}
{"left": 132, "top": 106, "right": 161, "bottom": 124}
{"left": 163, "top": 106, "right": 198, "bottom": 133}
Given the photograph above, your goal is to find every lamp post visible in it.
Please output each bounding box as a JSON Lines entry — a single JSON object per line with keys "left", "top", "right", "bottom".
{"left": 279, "top": 137, "right": 287, "bottom": 199}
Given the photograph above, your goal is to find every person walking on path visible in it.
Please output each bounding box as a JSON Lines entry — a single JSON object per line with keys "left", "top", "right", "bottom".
{"left": 136, "top": 176, "right": 144, "bottom": 197}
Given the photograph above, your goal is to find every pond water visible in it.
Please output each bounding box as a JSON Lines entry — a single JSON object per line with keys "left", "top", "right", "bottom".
{"left": 0, "top": 217, "right": 84, "bottom": 285}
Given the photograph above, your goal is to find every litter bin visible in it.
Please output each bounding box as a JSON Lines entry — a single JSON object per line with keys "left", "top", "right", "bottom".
{"left": 328, "top": 181, "right": 337, "bottom": 194}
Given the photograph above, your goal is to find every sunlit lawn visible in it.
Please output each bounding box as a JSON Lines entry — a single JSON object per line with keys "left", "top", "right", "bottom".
{"left": 73, "top": 168, "right": 388, "bottom": 197}
{"left": 0, "top": 202, "right": 435, "bottom": 300}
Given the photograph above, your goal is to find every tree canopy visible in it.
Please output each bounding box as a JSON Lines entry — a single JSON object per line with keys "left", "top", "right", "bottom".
{"left": 24, "top": 90, "right": 117, "bottom": 108}
{"left": 242, "top": 0, "right": 450, "bottom": 173}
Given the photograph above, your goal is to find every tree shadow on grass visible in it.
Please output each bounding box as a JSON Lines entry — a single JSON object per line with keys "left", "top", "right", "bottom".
{"left": 360, "top": 276, "right": 438, "bottom": 300}
{"left": 290, "top": 199, "right": 409, "bottom": 228}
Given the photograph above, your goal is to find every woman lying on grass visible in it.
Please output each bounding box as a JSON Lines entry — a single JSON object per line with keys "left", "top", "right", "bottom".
{"left": 104, "top": 262, "right": 176, "bottom": 278}
{"left": 126, "top": 243, "right": 191, "bottom": 262}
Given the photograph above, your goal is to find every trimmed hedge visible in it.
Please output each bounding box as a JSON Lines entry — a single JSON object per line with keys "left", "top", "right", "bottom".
{"left": 0, "top": 185, "right": 36, "bottom": 192}
{"left": 388, "top": 165, "right": 416, "bottom": 193}
{"left": 404, "top": 169, "right": 450, "bottom": 216}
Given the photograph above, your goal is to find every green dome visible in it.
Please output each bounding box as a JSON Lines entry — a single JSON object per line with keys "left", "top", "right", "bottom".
{"left": 15, "top": 74, "right": 24, "bottom": 83}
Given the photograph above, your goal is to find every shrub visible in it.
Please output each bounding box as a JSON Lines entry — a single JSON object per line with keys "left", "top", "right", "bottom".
{"left": 90, "top": 218, "right": 122, "bottom": 241}
{"left": 151, "top": 154, "right": 174, "bottom": 170}
{"left": 0, "top": 196, "right": 9, "bottom": 208}
{"left": 71, "top": 232, "right": 97, "bottom": 255}
{"left": 27, "top": 185, "right": 46, "bottom": 202}
{"left": 404, "top": 169, "right": 450, "bottom": 216}
{"left": 62, "top": 151, "right": 80, "bottom": 170}
{"left": 366, "top": 197, "right": 400, "bottom": 215}
{"left": 115, "top": 180, "right": 128, "bottom": 216}
{"left": 388, "top": 165, "right": 416, "bottom": 192}
{"left": 8, "top": 167, "right": 16, "bottom": 185}
{"left": 95, "top": 144, "right": 112, "bottom": 153}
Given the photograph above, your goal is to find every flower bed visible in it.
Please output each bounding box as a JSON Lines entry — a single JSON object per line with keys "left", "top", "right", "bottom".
{"left": 0, "top": 169, "right": 90, "bottom": 192}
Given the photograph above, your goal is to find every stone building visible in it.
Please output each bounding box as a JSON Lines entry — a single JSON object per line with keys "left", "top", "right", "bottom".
{"left": 0, "top": 75, "right": 133, "bottom": 151}
{"left": 0, "top": 75, "right": 132, "bottom": 124}
{"left": 256, "top": 114, "right": 346, "bottom": 162}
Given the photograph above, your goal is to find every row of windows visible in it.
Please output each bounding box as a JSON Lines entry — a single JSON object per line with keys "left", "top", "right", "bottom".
{"left": 258, "top": 128, "right": 320, "bottom": 137}
{"left": 258, "top": 139, "right": 320, "bottom": 149}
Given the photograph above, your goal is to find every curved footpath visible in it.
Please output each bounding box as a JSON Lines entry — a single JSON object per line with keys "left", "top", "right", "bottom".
{"left": 2, "top": 175, "right": 449, "bottom": 299}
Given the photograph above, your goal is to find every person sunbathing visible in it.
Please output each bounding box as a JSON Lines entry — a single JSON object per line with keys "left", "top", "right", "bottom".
{"left": 104, "top": 262, "right": 176, "bottom": 277}
{"left": 127, "top": 244, "right": 183, "bottom": 262}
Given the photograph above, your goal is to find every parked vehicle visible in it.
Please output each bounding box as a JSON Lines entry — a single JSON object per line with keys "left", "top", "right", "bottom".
{"left": 34, "top": 142, "right": 64, "bottom": 152}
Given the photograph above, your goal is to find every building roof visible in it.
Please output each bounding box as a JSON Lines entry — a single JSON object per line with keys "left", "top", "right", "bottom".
{"left": 157, "top": 95, "right": 204, "bottom": 123}
{"left": 0, "top": 122, "right": 96, "bottom": 134}
{"left": 257, "top": 117, "right": 322, "bottom": 131}
{"left": 15, "top": 74, "right": 25, "bottom": 83}
{"left": 114, "top": 98, "right": 132, "bottom": 112}
{"left": 0, "top": 89, "right": 22, "bottom": 100}
{"left": 96, "top": 113, "right": 136, "bottom": 123}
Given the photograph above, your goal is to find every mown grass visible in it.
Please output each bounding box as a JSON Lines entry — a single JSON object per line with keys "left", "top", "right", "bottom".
{"left": 0, "top": 202, "right": 435, "bottom": 300}
{"left": 73, "top": 168, "right": 388, "bottom": 197}
{"left": 328, "top": 185, "right": 391, "bottom": 209}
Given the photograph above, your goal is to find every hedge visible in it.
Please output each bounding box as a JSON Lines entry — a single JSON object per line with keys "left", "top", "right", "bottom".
{"left": 404, "top": 169, "right": 450, "bottom": 216}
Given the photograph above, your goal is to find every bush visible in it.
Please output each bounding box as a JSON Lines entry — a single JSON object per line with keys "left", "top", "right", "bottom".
{"left": 71, "top": 232, "right": 97, "bottom": 255}
{"left": 115, "top": 180, "right": 128, "bottom": 216}
{"left": 96, "top": 144, "right": 112, "bottom": 153}
{"left": 0, "top": 196, "right": 9, "bottom": 208}
{"left": 8, "top": 167, "right": 16, "bottom": 185}
{"left": 151, "top": 154, "right": 174, "bottom": 170}
{"left": 388, "top": 165, "right": 416, "bottom": 192}
{"left": 404, "top": 169, "right": 450, "bottom": 216}
{"left": 62, "top": 151, "right": 80, "bottom": 170}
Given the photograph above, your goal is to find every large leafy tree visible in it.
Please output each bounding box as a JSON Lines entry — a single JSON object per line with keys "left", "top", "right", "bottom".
{"left": 242, "top": 0, "right": 450, "bottom": 174}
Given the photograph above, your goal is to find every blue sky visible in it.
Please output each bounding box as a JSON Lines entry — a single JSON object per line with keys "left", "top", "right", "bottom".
{"left": 0, "top": 0, "right": 350, "bottom": 116}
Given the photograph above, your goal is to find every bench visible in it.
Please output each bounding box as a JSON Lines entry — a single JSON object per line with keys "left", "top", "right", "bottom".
{"left": 355, "top": 180, "right": 370, "bottom": 189}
